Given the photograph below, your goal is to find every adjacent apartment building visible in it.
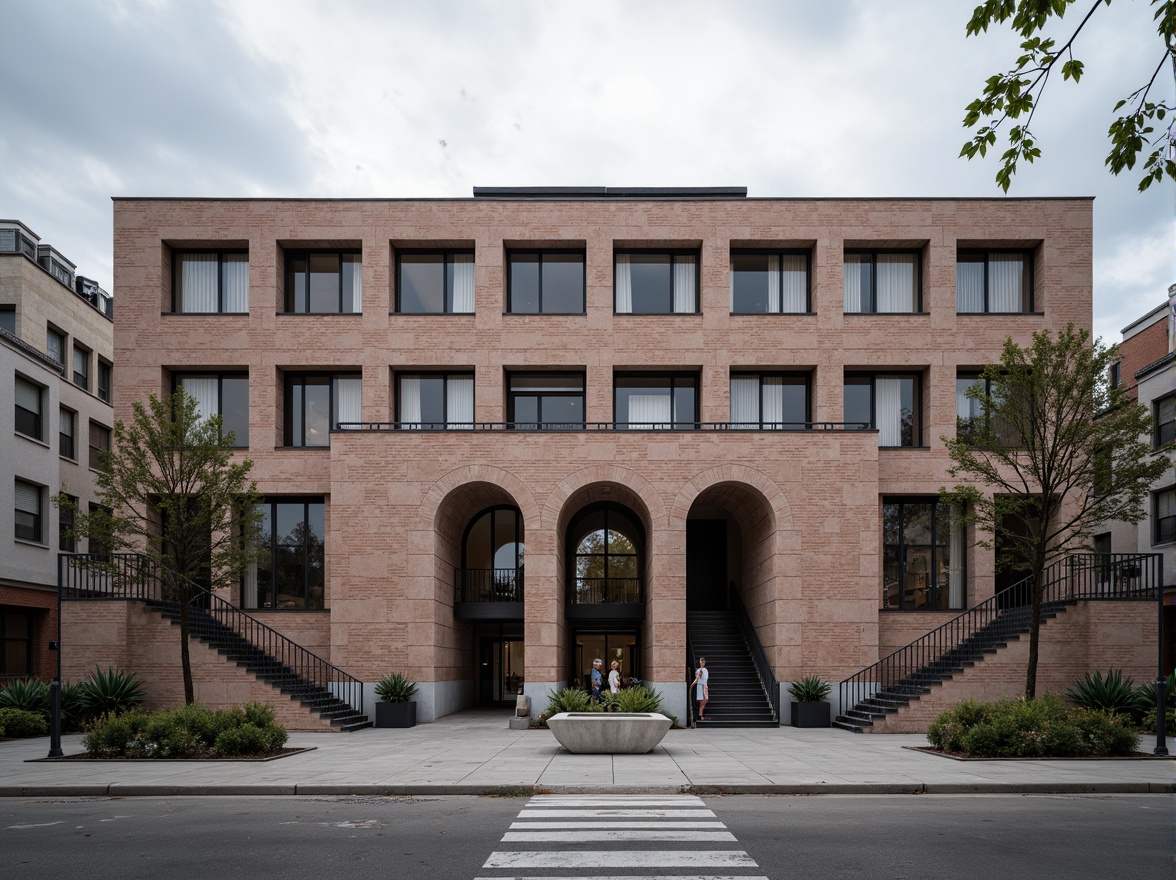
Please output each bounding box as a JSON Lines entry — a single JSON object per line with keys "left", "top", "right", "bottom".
{"left": 2, "top": 219, "right": 113, "bottom": 682}
{"left": 74, "top": 188, "right": 1158, "bottom": 726}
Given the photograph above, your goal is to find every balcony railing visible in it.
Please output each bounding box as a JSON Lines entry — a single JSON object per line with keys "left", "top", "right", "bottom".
{"left": 337, "top": 421, "right": 870, "bottom": 433}
{"left": 571, "top": 577, "right": 643, "bottom": 605}
{"left": 454, "top": 567, "right": 524, "bottom": 604}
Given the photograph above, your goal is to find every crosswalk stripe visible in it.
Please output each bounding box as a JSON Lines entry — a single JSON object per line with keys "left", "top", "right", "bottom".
{"left": 475, "top": 876, "right": 769, "bottom": 880}
{"left": 502, "top": 830, "right": 738, "bottom": 842}
{"left": 482, "top": 851, "right": 759, "bottom": 869}
{"left": 517, "top": 809, "right": 717, "bottom": 818}
{"left": 530, "top": 794, "right": 707, "bottom": 800}
{"left": 509, "top": 821, "right": 727, "bottom": 830}
{"left": 526, "top": 798, "right": 707, "bottom": 806}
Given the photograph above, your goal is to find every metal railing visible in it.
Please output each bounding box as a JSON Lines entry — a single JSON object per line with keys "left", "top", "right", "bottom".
{"left": 731, "top": 588, "right": 780, "bottom": 723}
{"left": 336, "top": 421, "right": 872, "bottom": 433}
{"left": 686, "top": 636, "right": 696, "bottom": 728}
{"left": 839, "top": 552, "right": 1162, "bottom": 713}
{"left": 454, "top": 567, "right": 524, "bottom": 603}
{"left": 59, "top": 552, "right": 364, "bottom": 716}
{"left": 570, "top": 577, "right": 643, "bottom": 604}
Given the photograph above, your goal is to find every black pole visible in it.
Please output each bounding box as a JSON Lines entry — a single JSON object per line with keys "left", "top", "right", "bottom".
{"left": 1155, "top": 553, "right": 1168, "bottom": 756}
{"left": 47, "top": 553, "right": 64, "bottom": 758}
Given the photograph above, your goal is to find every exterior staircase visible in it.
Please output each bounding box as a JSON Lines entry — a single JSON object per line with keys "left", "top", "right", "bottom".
{"left": 687, "top": 610, "right": 778, "bottom": 728}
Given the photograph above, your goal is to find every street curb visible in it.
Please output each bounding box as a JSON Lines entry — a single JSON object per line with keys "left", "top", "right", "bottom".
{"left": 0, "top": 781, "right": 1171, "bottom": 797}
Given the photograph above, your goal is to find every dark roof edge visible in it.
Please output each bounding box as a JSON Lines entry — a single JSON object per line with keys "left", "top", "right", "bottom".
{"left": 472, "top": 186, "right": 748, "bottom": 199}
{"left": 1135, "top": 350, "right": 1175, "bottom": 380}
{"left": 111, "top": 195, "right": 1096, "bottom": 202}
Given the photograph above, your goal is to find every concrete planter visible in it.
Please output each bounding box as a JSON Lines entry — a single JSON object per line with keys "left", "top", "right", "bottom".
{"left": 790, "top": 701, "right": 831, "bottom": 728}
{"left": 547, "top": 712, "right": 671, "bottom": 754}
{"left": 375, "top": 701, "right": 417, "bottom": 728}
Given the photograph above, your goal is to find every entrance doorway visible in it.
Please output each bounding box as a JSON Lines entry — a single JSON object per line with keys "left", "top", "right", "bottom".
{"left": 572, "top": 631, "right": 639, "bottom": 690}
{"left": 996, "top": 504, "right": 1038, "bottom": 609}
{"left": 478, "top": 637, "right": 524, "bottom": 705}
{"left": 686, "top": 519, "right": 727, "bottom": 611}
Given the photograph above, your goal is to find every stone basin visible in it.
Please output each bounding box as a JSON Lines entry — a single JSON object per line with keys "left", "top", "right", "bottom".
{"left": 546, "top": 712, "right": 672, "bottom": 754}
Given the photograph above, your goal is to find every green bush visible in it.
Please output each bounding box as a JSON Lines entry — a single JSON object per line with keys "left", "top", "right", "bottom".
{"left": 83, "top": 709, "right": 151, "bottom": 757}
{"left": 544, "top": 687, "right": 595, "bottom": 716}
{"left": 374, "top": 673, "right": 418, "bottom": 703}
{"left": 78, "top": 667, "right": 146, "bottom": 717}
{"left": 927, "top": 693, "right": 1138, "bottom": 758}
{"left": 0, "top": 707, "right": 49, "bottom": 738}
{"left": 1141, "top": 706, "right": 1176, "bottom": 731}
{"left": 615, "top": 685, "right": 664, "bottom": 714}
{"left": 0, "top": 677, "right": 49, "bottom": 715}
{"left": 214, "top": 722, "right": 287, "bottom": 756}
{"left": 1135, "top": 671, "right": 1176, "bottom": 715}
{"left": 788, "top": 675, "right": 832, "bottom": 703}
{"left": 1064, "top": 669, "right": 1143, "bottom": 719}
{"left": 83, "top": 702, "right": 287, "bottom": 758}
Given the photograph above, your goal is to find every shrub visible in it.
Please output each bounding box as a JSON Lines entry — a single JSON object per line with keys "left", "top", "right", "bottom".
{"left": 214, "top": 722, "right": 287, "bottom": 756}
{"left": 83, "top": 702, "right": 287, "bottom": 758}
{"left": 0, "top": 677, "right": 49, "bottom": 715}
{"left": 374, "top": 673, "right": 418, "bottom": 703}
{"left": 1141, "top": 707, "right": 1176, "bottom": 731}
{"left": 1135, "top": 671, "right": 1176, "bottom": 716}
{"left": 615, "top": 685, "right": 664, "bottom": 714}
{"left": 927, "top": 699, "right": 991, "bottom": 753}
{"left": 788, "top": 675, "right": 832, "bottom": 703}
{"left": 0, "top": 707, "right": 49, "bottom": 738}
{"left": 83, "top": 709, "right": 151, "bottom": 757}
{"left": 544, "top": 687, "right": 595, "bottom": 716}
{"left": 1064, "top": 669, "right": 1143, "bottom": 719}
{"left": 78, "top": 667, "right": 146, "bottom": 717}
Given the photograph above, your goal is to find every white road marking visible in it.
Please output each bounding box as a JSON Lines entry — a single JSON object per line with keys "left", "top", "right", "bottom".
{"left": 483, "top": 851, "right": 758, "bottom": 869}
{"left": 502, "top": 830, "right": 738, "bottom": 842}
{"left": 527, "top": 798, "right": 707, "bottom": 806}
{"left": 517, "top": 808, "right": 717, "bottom": 818}
{"left": 475, "top": 877, "right": 769, "bottom": 880}
{"left": 4, "top": 821, "right": 64, "bottom": 830}
{"left": 509, "top": 821, "right": 727, "bottom": 829}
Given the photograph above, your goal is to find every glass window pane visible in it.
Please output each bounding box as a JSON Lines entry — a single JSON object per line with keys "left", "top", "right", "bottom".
{"left": 543, "top": 395, "right": 583, "bottom": 427}
{"left": 673, "top": 381, "right": 696, "bottom": 428}
{"left": 417, "top": 376, "right": 446, "bottom": 427}
{"left": 509, "top": 254, "right": 540, "bottom": 314}
{"left": 615, "top": 376, "right": 671, "bottom": 427}
{"left": 0, "top": 308, "right": 14, "bottom": 335}
{"left": 898, "top": 377, "right": 917, "bottom": 445}
{"left": 902, "top": 502, "right": 934, "bottom": 544}
{"left": 341, "top": 253, "right": 361, "bottom": 313}
{"left": 303, "top": 378, "right": 330, "bottom": 446}
{"left": 541, "top": 253, "right": 585, "bottom": 313}
{"left": 399, "top": 255, "right": 444, "bottom": 313}
{"left": 844, "top": 379, "right": 872, "bottom": 429}
{"left": 843, "top": 254, "right": 873, "bottom": 313}
{"left": 493, "top": 508, "right": 520, "bottom": 569}
{"left": 466, "top": 511, "right": 492, "bottom": 569}
{"left": 275, "top": 546, "right": 305, "bottom": 607}
{"left": 731, "top": 254, "right": 771, "bottom": 314}
{"left": 287, "top": 257, "right": 307, "bottom": 312}
{"left": 627, "top": 254, "right": 672, "bottom": 314}
{"left": 511, "top": 373, "right": 583, "bottom": 393}
{"left": 512, "top": 396, "right": 538, "bottom": 426}
{"left": 220, "top": 376, "right": 249, "bottom": 446}
{"left": 308, "top": 253, "right": 340, "bottom": 312}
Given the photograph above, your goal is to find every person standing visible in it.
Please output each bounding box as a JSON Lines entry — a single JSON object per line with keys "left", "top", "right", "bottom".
{"left": 692, "top": 657, "right": 709, "bottom": 721}
{"left": 608, "top": 661, "right": 622, "bottom": 694}
{"left": 590, "top": 658, "right": 604, "bottom": 702}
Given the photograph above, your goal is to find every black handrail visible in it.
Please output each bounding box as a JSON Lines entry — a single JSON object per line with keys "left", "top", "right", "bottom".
{"left": 686, "top": 635, "right": 696, "bottom": 728}
{"left": 731, "top": 588, "right": 780, "bottom": 724}
{"left": 570, "top": 577, "right": 643, "bottom": 604}
{"left": 454, "top": 567, "right": 524, "bottom": 603}
{"left": 60, "top": 552, "right": 365, "bottom": 716}
{"left": 336, "top": 420, "right": 873, "bottom": 433}
{"left": 839, "top": 552, "right": 1161, "bottom": 714}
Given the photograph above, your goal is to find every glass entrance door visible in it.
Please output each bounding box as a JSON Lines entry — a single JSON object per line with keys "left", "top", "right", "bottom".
{"left": 479, "top": 638, "right": 525, "bottom": 705}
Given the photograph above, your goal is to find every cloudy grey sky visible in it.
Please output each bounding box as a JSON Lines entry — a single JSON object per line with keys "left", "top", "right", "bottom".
{"left": 1, "top": 0, "right": 1171, "bottom": 342}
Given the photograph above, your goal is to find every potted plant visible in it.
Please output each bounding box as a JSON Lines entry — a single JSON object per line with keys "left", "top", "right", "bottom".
{"left": 374, "top": 672, "right": 418, "bottom": 728}
{"left": 788, "top": 675, "right": 831, "bottom": 728}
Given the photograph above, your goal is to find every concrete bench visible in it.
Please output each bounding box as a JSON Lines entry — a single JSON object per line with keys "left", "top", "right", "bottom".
{"left": 546, "top": 712, "right": 672, "bottom": 754}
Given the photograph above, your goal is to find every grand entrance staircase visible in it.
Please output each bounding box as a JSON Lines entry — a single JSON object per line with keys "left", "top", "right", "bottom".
{"left": 835, "top": 553, "right": 1161, "bottom": 733}
{"left": 686, "top": 609, "right": 778, "bottom": 728}
{"left": 60, "top": 553, "right": 371, "bottom": 731}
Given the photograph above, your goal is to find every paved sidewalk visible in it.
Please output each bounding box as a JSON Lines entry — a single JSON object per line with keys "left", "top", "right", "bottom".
{"left": 0, "top": 711, "right": 1172, "bottom": 797}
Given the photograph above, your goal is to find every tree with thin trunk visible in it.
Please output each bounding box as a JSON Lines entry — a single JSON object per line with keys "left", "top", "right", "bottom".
{"left": 941, "top": 324, "right": 1168, "bottom": 699}
{"left": 58, "top": 390, "right": 261, "bottom": 705}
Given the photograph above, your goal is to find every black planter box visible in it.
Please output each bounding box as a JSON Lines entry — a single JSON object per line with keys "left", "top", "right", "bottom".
{"left": 790, "top": 701, "right": 830, "bottom": 728}
{"left": 375, "top": 701, "right": 417, "bottom": 728}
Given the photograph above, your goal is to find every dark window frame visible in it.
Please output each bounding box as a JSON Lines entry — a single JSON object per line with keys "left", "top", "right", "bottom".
{"left": 395, "top": 249, "right": 476, "bottom": 314}
{"left": 247, "top": 497, "right": 326, "bottom": 611}
{"left": 1155, "top": 484, "right": 1176, "bottom": 545}
{"left": 0, "top": 609, "right": 33, "bottom": 677}
{"left": 613, "top": 248, "right": 701, "bottom": 315}
{"left": 72, "top": 344, "right": 89, "bottom": 391}
{"left": 282, "top": 372, "right": 361, "bottom": 447}
{"left": 171, "top": 249, "right": 250, "bottom": 314}
{"left": 843, "top": 248, "right": 924, "bottom": 314}
{"left": 283, "top": 248, "right": 362, "bottom": 314}
{"left": 845, "top": 371, "right": 924, "bottom": 447}
{"left": 14, "top": 374, "right": 44, "bottom": 441}
{"left": 1155, "top": 392, "right": 1175, "bottom": 449}
{"left": 0, "top": 305, "right": 14, "bottom": 335}
{"left": 14, "top": 479, "right": 43, "bottom": 544}
{"left": 97, "top": 359, "right": 112, "bottom": 404}
{"left": 395, "top": 371, "right": 475, "bottom": 429}
{"left": 88, "top": 421, "right": 111, "bottom": 471}
{"left": 882, "top": 497, "right": 966, "bottom": 611}
{"left": 956, "top": 249, "right": 1035, "bottom": 314}
{"left": 461, "top": 505, "right": 525, "bottom": 577}
{"left": 566, "top": 501, "right": 646, "bottom": 606}
{"left": 728, "top": 370, "right": 811, "bottom": 428}
{"left": 613, "top": 371, "right": 700, "bottom": 429}
{"left": 506, "top": 249, "right": 587, "bottom": 314}
{"left": 59, "top": 406, "right": 76, "bottom": 459}
{"left": 729, "top": 248, "right": 813, "bottom": 314}
{"left": 507, "top": 371, "right": 586, "bottom": 429}
{"left": 59, "top": 494, "right": 77, "bottom": 553}
{"left": 45, "top": 326, "right": 65, "bottom": 364}
{"left": 173, "top": 371, "right": 251, "bottom": 447}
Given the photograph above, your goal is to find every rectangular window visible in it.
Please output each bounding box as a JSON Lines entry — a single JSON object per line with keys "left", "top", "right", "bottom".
{"left": 283, "top": 373, "right": 362, "bottom": 446}
{"left": 97, "top": 360, "right": 112, "bottom": 404}
{"left": 883, "top": 498, "right": 965, "bottom": 610}
{"left": 957, "top": 251, "right": 1033, "bottom": 313}
{"left": 88, "top": 421, "right": 111, "bottom": 471}
{"left": 956, "top": 371, "right": 1018, "bottom": 447}
{"left": 507, "top": 251, "right": 585, "bottom": 314}
{"left": 845, "top": 373, "right": 921, "bottom": 447}
{"left": 729, "top": 373, "right": 809, "bottom": 428}
{"left": 176, "top": 373, "right": 251, "bottom": 446}
{"left": 59, "top": 407, "right": 76, "bottom": 459}
{"left": 14, "top": 479, "right": 43, "bottom": 543}
{"left": 508, "top": 373, "right": 585, "bottom": 429}
{"left": 397, "top": 251, "right": 475, "bottom": 314}
{"left": 1108, "top": 360, "right": 1121, "bottom": 389}
{"left": 730, "top": 251, "right": 810, "bottom": 314}
{"left": 614, "top": 373, "right": 698, "bottom": 429}
{"left": 14, "top": 375, "right": 43, "bottom": 440}
{"left": 173, "top": 251, "right": 249, "bottom": 313}
{"left": 1156, "top": 486, "right": 1176, "bottom": 544}
{"left": 615, "top": 252, "right": 698, "bottom": 314}
{"left": 60, "top": 495, "right": 77, "bottom": 552}
{"left": 844, "top": 251, "right": 921, "bottom": 314}
{"left": 285, "top": 250, "right": 361, "bottom": 314}
{"left": 72, "top": 345, "right": 89, "bottom": 390}
{"left": 0, "top": 610, "right": 33, "bottom": 677}
{"left": 1155, "top": 394, "right": 1175, "bottom": 449}
{"left": 46, "top": 327, "right": 65, "bottom": 363}
{"left": 0, "top": 306, "right": 14, "bottom": 335}
{"left": 242, "top": 498, "right": 325, "bottom": 610}
{"left": 397, "top": 373, "right": 474, "bottom": 429}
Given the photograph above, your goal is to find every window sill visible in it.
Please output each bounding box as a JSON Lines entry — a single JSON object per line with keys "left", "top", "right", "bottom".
{"left": 14, "top": 537, "right": 49, "bottom": 550}
{"left": 60, "top": 454, "right": 78, "bottom": 464}
{"left": 15, "top": 432, "right": 50, "bottom": 448}
{"left": 843, "top": 311, "right": 928, "bottom": 317}
{"left": 879, "top": 445, "right": 931, "bottom": 451}
{"left": 163, "top": 312, "right": 249, "bottom": 317}
{"left": 502, "top": 311, "right": 587, "bottom": 317}
{"left": 275, "top": 445, "right": 331, "bottom": 450}
{"left": 278, "top": 312, "right": 363, "bottom": 317}
{"left": 880, "top": 607, "right": 965, "bottom": 613}
{"left": 613, "top": 312, "right": 702, "bottom": 317}
{"left": 243, "top": 606, "right": 329, "bottom": 613}
{"left": 956, "top": 311, "right": 1045, "bottom": 317}
{"left": 390, "top": 311, "right": 475, "bottom": 317}
{"left": 729, "top": 311, "right": 815, "bottom": 316}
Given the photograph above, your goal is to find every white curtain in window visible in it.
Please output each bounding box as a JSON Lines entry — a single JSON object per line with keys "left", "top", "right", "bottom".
{"left": 875, "top": 377, "right": 903, "bottom": 446}
{"left": 180, "top": 254, "right": 218, "bottom": 312}
{"left": 179, "top": 376, "right": 219, "bottom": 422}
{"left": 614, "top": 255, "right": 632, "bottom": 313}
{"left": 628, "top": 393, "right": 671, "bottom": 429}
{"left": 766, "top": 255, "right": 781, "bottom": 313}
{"left": 242, "top": 557, "right": 258, "bottom": 608}
{"left": 876, "top": 254, "right": 916, "bottom": 312}
{"left": 14, "top": 480, "right": 40, "bottom": 515}
{"left": 672, "top": 257, "right": 696, "bottom": 313}
{"left": 399, "top": 376, "right": 422, "bottom": 427}
{"left": 1158, "top": 489, "right": 1176, "bottom": 520}
{"left": 780, "top": 255, "right": 807, "bottom": 313}
{"left": 730, "top": 376, "right": 759, "bottom": 428}
{"left": 948, "top": 504, "right": 964, "bottom": 608}
{"left": 843, "top": 259, "right": 863, "bottom": 313}
{"left": 451, "top": 254, "right": 475, "bottom": 313}
{"left": 333, "top": 376, "right": 361, "bottom": 428}
{"left": 348, "top": 258, "right": 362, "bottom": 312}
{"left": 446, "top": 375, "right": 474, "bottom": 428}
{"left": 221, "top": 254, "right": 249, "bottom": 313}
{"left": 762, "top": 376, "right": 785, "bottom": 427}
{"left": 989, "top": 253, "right": 1024, "bottom": 312}
{"left": 956, "top": 261, "right": 984, "bottom": 313}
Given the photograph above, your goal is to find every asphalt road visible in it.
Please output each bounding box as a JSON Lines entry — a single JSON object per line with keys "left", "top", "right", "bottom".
{"left": 2, "top": 793, "right": 1172, "bottom": 880}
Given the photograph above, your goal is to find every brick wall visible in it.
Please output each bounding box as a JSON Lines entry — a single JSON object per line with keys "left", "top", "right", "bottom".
{"left": 1120, "top": 318, "right": 1169, "bottom": 396}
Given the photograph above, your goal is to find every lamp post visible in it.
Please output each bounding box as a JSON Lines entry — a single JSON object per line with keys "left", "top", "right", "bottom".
{"left": 1155, "top": 553, "right": 1168, "bottom": 756}
{"left": 47, "top": 553, "right": 64, "bottom": 758}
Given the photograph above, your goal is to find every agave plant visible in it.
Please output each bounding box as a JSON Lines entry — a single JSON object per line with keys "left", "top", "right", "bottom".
{"left": 1135, "top": 670, "right": 1176, "bottom": 713}
{"left": 78, "top": 667, "right": 146, "bottom": 717}
{"left": 0, "top": 677, "right": 49, "bottom": 715}
{"left": 1064, "top": 669, "right": 1143, "bottom": 717}
{"left": 614, "top": 685, "right": 665, "bottom": 714}
{"left": 374, "top": 672, "right": 418, "bottom": 703}
{"left": 788, "top": 675, "right": 832, "bottom": 703}
{"left": 543, "top": 686, "right": 595, "bottom": 715}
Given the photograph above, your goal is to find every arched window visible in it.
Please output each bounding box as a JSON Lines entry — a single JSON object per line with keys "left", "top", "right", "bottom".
{"left": 567, "top": 503, "right": 644, "bottom": 604}
{"left": 461, "top": 506, "right": 524, "bottom": 601}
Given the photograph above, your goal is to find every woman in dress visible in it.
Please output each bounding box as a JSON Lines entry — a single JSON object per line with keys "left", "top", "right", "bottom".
{"left": 692, "top": 657, "right": 709, "bottom": 721}
{"left": 608, "top": 661, "right": 622, "bottom": 695}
